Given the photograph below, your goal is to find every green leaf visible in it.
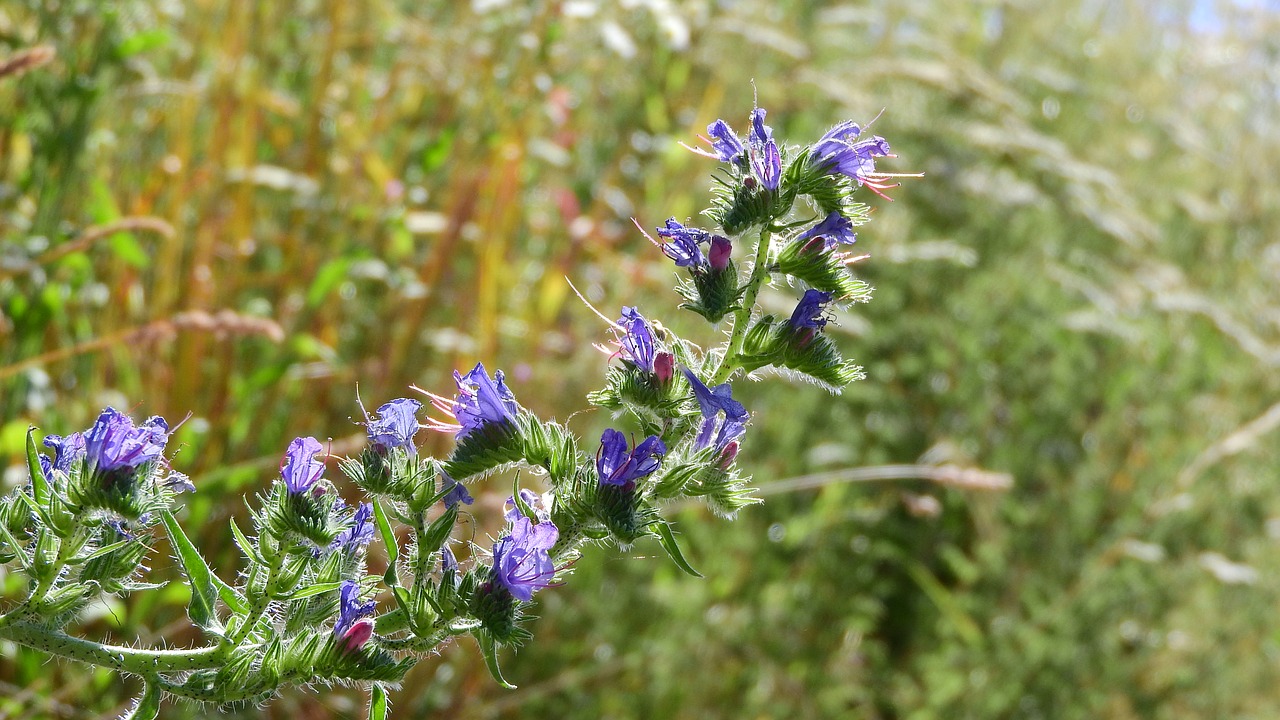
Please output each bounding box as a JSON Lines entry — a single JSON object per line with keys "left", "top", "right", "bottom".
{"left": 372, "top": 500, "right": 399, "bottom": 586}
{"left": 285, "top": 581, "right": 343, "bottom": 601}
{"left": 212, "top": 571, "right": 249, "bottom": 614}
{"left": 305, "top": 258, "right": 351, "bottom": 308}
{"left": 77, "top": 538, "right": 135, "bottom": 563}
{"left": 653, "top": 521, "right": 703, "bottom": 577}
{"left": 89, "top": 180, "right": 149, "bottom": 268}
{"left": 474, "top": 631, "right": 516, "bottom": 689}
{"left": 368, "top": 684, "right": 389, "bottom": 720}
{"left": 391, "top": 585, "right": 414, "bottom": 626}
{"left": 121, "top": 679, "right": 161, "bottom": 720}
{"left": 420, "top": 504, "right": 458, "bottom": 556}
{"left": 229, "top": 518, "right": 266, "bottom": 566}
{"left": 26, "top": 427, "right": 49, "bottom": 506}
{"left": 511, "top": 476, "right": 536, "bottom": 520}
{"left": 0, "top": 521, "right": 32, "bottom": 571}
{"left": 117, "top": 29, "right": 171, "bottom": 58}
{"left": 159, "top": 510, "right": 223, "bottom": 633}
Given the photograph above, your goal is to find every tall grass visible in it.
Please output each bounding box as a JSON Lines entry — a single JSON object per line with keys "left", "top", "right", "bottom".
{"left": 2, "top": 0, "right": 1278, "bottom": 717}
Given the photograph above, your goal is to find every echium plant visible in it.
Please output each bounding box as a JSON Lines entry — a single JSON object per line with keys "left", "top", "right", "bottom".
{"left": 0, "top": 106, "right": 914, "bottom": 718}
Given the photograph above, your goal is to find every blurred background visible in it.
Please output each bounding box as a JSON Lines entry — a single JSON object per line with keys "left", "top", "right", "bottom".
{"left": 2, "top": 0, "right": 1279, "bottom": 717}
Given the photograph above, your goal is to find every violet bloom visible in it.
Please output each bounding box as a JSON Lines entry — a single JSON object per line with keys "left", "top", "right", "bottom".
{"left": 596, "top": 429, "right": 666, "bottom": 490}
{"left": 334, "top": 580, "right": 376, "bottom": 652}
{"left": 747, "top": 108, "right": 781, "bottom": 191}
{"left": 448, "top": 364, "right": 520, "bottom": 440}
{"left": 706, "top": 119, "right": 745, "bottom": 163}
{"left": 682, "top": 118, "right": 745, "bottom": 164}
{"left": 331, "top": 502, "right": 375, "bottom": 554}
{"left": 748, "top": 108, "right": 773, "bottom": 146}
{"left": 789, "top": 289, "right": 833, "bottom": 330}
{"left": 656, "top": 218, "right": 710, "bottom": 269}
{"left": 43, "top": 432, "right": 86, "bottom": 475}
{"left": 492, "top": 515, "right": 559, "bottom": 602}
{"left": 83, "top": 409, "right": 169, "bottom": 473}
{"left": 751, "top": 141, "right": 781, "bottom": 190}
{"left": 812, "top": 120, "right": 862, "bottom": 160}
{"left": 281, "top": 437, "right": 326, "bottom": 494}
{"left": 365, "top": 398, "right": 422, "bottom": 451}
{"left": 615, "top": 306, "right": 657, "bottom": 373}
{"left": 441, "top": 546, "right": 459, "bottom": 575}
{"left": 797, "top": 212, "right": 857, "bottom": 250}
{"left": 681, "top": 368, "right": 749, "bottom": 454}
{"left": 813, "top": 134, "right": 892, "bottom": 186}
{"left": 504, "top": 488, "right": 550, "bottom": 523}
{"left": 441, "top": 471, "right": 474, "bottom": 509}
{"left": 163, "top": 471, "right": 196, "bottom": 494}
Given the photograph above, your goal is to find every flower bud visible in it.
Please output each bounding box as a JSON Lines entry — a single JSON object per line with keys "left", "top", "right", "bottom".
{"left": 340, "top": 619, "right": 374, "bottom": 654}
{"left": 709, "top": 235, "right": 732, "bottom": 272}
{"left": 718, "top": 441, "right": 740, "bottom": 470}
{"left": 654, "top": 352, "right": 675, "bottom": 385}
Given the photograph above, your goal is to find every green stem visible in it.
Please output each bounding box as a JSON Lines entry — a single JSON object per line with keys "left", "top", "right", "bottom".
{"left": 711, "top": 225, "right": 773, "bottom": 385}
{"left": 222, "top": 548, "right": 283, "bottom": 652}
{"left": 378, "top": 627, "right": 450, "bottom": 652}
{"left": 0, "top": 621, "right": 223, "bottom": 674}
{"left": 0, "top": 528, "right": 77, "bottom": 631}
{"left": 157, "top": 675, "right": 274, "bottom": 703}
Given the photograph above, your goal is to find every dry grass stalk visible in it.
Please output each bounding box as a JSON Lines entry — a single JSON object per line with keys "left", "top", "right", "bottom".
{"left": 0, "top": 45, "right": 55, "bottom": 80}
{"left": 0, "top": 310, "right": 284, "bottom": 382}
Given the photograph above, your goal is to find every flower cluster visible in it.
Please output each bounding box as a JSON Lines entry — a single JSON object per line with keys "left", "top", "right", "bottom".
{"left": 0, "top": 101, "right": 911, "bottom": 715}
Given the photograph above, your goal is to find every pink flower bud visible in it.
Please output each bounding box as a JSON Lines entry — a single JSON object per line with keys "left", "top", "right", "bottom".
{"left": 718, "top": 441, "right": 740, "bottom": 470}
{"left": 341, "top": 618, "right": 374, "bottom": 653}
{"left": 709, "top": 236, "right": 732, "bottom": 272}
{"left": 654, "top": 352, "right": 675, "bottom": 384}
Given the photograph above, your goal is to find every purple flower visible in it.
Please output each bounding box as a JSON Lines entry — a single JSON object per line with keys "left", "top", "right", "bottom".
{"left": 789, "top": 289, "right": 833, "bottom": 330}
{"left": 334, "top": 580, "right": 376, "bottom": 652}
{"left": 706, "top": 119, "right": 745, "bottom": 163}
{"left": 163, "top": 471, "right": 196, "bottom": 494}
{"left": 681, "top": 119, "right": 745, "bottom": 164}
{"left": 43, "top": 432, "right": 85, "bottom": 475}
{"left": 748, "top": 108, "right": 773, "bottom": 146}
{"left": 813, "top": 134, "right": 892, "bottom": 186}
{"left": 441, "top": 471, "right": 474, "bottom": 509}
{"left": 797, "top": 212, "right": 857, "bottom": 249}
{"left": 365, "top": 398, "right": 422, "bottom": 451}
{"left": 441, "top": 546, "right": 458, "bottom": 575}
{"left": 83, "top": 409, "right": 169, "bottom": 473}
{"left": 747, "top": 108, "right": 781, "bottom": 191}
{"left": 614, "top": 306, "right": 657, "bottom": 373}
{"left": 596, "top": 429, "right": 666, "bottom": 489}
{"left": 38, "top": 454, "right": 53, "bottom": 484}
{"left": 681, "top": 369, "right": 749, "bottom": 454}
{"left": 656, "top": 218, "right": 711, "bottom": 269}
{"left": 331, "top": 502, "right": 375, "bottom": 554}
{"left": 281, "top": 437, "right": 326, "bottom": 494}
{"left": 812, "top": 120, "right": 862, "bottom": 159}
{"left": 492, "top": 515, "right": 559, "bottom": 602}
{"left": 428, "top": 363, "right": 520, "bottom": 441}
{"left": 504, "top": 488, "right": 550, "bottom": 523}
{"left": 709, "top": 236, "right": 733, "bottom": 272}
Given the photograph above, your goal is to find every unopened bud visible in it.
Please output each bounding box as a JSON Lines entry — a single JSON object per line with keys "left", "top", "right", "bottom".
{"left": 654, "top": 352, "right": 675, "bottom": 384}
{"left": 718, "top": 441, "right": 740, "bottom": 470}
{"left": 341, "top": 619, "right": 374, "bottom": 653}
{"left": 709, "top": 236, "right": 732, "bottom": 271}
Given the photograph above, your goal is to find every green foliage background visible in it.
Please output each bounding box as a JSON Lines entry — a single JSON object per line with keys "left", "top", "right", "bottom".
{"left": 2, "top": 1, "right": 1279, "bottom": 717}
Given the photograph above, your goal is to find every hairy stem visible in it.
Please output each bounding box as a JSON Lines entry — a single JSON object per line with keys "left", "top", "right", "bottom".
{"left": 711, "top": 225, "right": 773, "bottom": 385}
{"left": 0, "top": 620, "right": 224, "bottom": 674}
